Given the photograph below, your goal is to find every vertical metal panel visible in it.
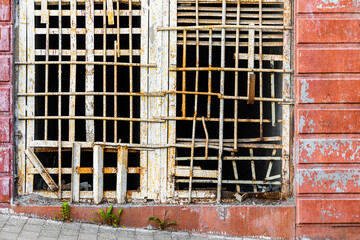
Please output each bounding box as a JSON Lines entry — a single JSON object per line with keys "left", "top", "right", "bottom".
{"left": 69, "top": 0, "right": 76, "bottom": 142}
{"left": 147, "top": 0, "right": 163, "bottom": 201}
{"left": 140, "top": 0, "right": 149, "bottom": 199}
{"left": 16, "top": 0, "right": 27, "bottom": 195}
{"left": 71, "top": 143, "right": 81, "bottom": 202}
{"left": 167, "top": 0, "right": 177, "bottom": 201}
{"left": 116, "top": 146, "right": 128, "bottom": 203}
{"left": 85, "top": 0, "right": 95, "bottom": 142}
{"left": 93, "top": 145, "right": 103, "bottom": 204}
{"left": 26, "top": 0, "right": 35, "bottom": 193}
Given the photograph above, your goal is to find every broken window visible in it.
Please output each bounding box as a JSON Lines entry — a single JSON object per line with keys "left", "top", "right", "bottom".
{"left": 15, "top": 0, "right": 292, "bottom": 204}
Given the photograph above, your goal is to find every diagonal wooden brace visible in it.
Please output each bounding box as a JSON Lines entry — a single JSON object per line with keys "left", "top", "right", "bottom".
{"left": 25, "top": 148, "right": 58, "bottom": 191}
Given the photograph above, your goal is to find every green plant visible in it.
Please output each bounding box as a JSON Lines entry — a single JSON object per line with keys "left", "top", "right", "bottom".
{"left": 90, "top": 205, "right": 123, "bottom": 227}
{"left": 54, "top": 202, "right": 72, "bottom": 222}
{"left": 147, "top": 210, "right": 177, "bottom": 230}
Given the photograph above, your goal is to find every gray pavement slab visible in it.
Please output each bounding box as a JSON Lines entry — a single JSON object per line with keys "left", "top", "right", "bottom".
{"left": 0, "top": 214, "right": 251, "bottom": 240}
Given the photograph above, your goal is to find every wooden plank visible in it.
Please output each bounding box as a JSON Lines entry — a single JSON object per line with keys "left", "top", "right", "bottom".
{"left": 24, "top": 148, "right": 58, "bottom": 191}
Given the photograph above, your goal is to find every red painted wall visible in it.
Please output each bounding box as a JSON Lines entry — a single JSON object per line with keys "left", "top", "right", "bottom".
{"left": 295, "top": 0, "right": 360, "bottom": 238}
{"left": 0, "top": 0, "right": 12, "bottom": 206}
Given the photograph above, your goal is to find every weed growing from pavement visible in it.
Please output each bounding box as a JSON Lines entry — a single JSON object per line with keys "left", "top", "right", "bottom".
{"left": 147, "top": 210, "right": 177, "bottom": 230}
{"left": 90, "top": 205, "right": 124, "bottom": 227}
{"left": 54, "top": 202, "right": 72, "bottom": 222}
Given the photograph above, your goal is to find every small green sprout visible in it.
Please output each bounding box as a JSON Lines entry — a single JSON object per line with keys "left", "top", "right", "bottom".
{"left": 54, "top": 202, "right": 72, "bottom": 222}
{"left": 90, "top": 205, "right": 124, "bottom": 227}
{"left": 147, "top": 210, "right": 177, "bottom": 230}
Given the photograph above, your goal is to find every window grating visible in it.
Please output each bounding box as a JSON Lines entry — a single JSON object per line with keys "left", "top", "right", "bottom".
{"left": 16, "top": 0, "right": 292, "bottom": 204}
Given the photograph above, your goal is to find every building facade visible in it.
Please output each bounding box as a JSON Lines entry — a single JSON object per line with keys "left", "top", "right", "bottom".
{"left": 1, "top": 0, "right": 360, "bottom": 239}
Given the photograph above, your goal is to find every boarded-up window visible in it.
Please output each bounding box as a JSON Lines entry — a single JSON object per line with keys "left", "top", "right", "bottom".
{"left": 16, "top": 0, "right": 292, "bottom": 203}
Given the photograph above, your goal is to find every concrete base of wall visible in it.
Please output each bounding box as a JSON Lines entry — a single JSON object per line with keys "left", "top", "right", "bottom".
{"left": 0, "top": 204, "right": 295, "bottom": 239}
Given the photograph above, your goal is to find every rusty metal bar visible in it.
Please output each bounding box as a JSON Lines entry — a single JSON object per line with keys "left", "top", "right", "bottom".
{"left": 69, "top": 0, "right": 76, "bottom": 142}
{"left": 169, "top": 67, "right": 293, "bottom": 73}
{"left": 159, "top": 25, "right": 292, "bottom": 31}
{"left": 233, "top": 0, "right": 240, "bottom": 151}
{"left": 216, "top": 0, "right": 226, "bottom": 204}
{"left": 188, "top": 116, "right": 197, "bottom": 202}
{"left": 107, "top": 0, "right": 114, "bottom": 25}
{"left": 57, "top": 0, "right": 63, "bottom": 200}
{"left": 103, "top": 0, "right": 107, "bottom": 142}
{"left": 249, "top": 148, "right": 257, "bottom": 192}
{"left": 15, "top": 61, "right": 156, "bottom": 67}
{"left": 129, "top": 0, "right": 134, "bottom": 144}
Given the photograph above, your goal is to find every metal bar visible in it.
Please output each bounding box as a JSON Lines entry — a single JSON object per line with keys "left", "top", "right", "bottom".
{"left": 85, "top": 0, "right": 95, "bottom": 142}
{"left": 216, "top": 0, "right": 226, "bottom": 203}
{"left": 57, "top": 0, "right": 63, "bottom": 200}
{"left": 233, "top": 0, "right": 240, "bottom": 151}
{"left": 259, "top": 0, "right": 263, "bottom": 139}
{"left": 167, "top": 0, "right": 177, "bottom": 200}
{"left": 69, "top": 0, "right": 77, "bottom": 142}
{"left": 19, "top": 116, "right": 164, "bottom": 122}
{"left": 250, "top": 148, "right": 257, "bottom": 192}
{"left": 201, "top": 117, "right": 209, "bottom": 160}
{"left": 117, "top": 146, "right": 128, "bottom": 203}
{"left": 271, "top": 60, "right": 276, "bottom": 127}
{"left": 140, "top": 0, "right": 149, "bottom": 199}
{"left": 93, "top": 145, "right": 104, "bottom": 204}
{"left": 114, "top": 41, "right": 118, "bottom": 143}
{"left": 176, "top": 166, "right": 217, "bottom": 179}
{"left": 176, "top": 179, "right": 282, "bottom": 185}
{"left": 44, "top": 4, "right": 50, "bottom": 141}
{"left": 188, "top": 117, "right": 197, "bottom": 202}
{"left": 18, "top": 92, "right": 164, "bottom": 96}
{"left": 231, "top": 152, "right": 240, "bottom": 193}
{"left": 107, "top": 0, "right": 114, "bottom": 25}
{"left": 26, "top": 0, "right": 36, "bottom": 193}
{"left": 41, "top": 0, "right": 49, "bottom": 23}
{"left": 15, "top": 61, "right": 156, "bottom": 67}
{"left": 281, "top": 0, "right": 291, "bottom": 197}
{"left": 25, "top": 148, "right": 59, "bottom": 191}
{"left": 181, "top": 29, "right": 187, "bottom": 117}
{"left": 17, "top": 0, "right": 27, "bottom": 195}
{"left": 207, "top": 28, "right": 212, "bottom": 118}
{"left": 129, "top": 0, "right": 134, "bottom": 144}
{"left": 169, "top": 67, "right": 293, "bottom": 73}
{"left": 103, "top": 0, "right": 107, "bottom": 142}
{"left": 247, "top": 74, "right": 256, "bottom": 104}
{"left": 159, "top": 25, "right": 293, "bottom": 31}
{"left": 71, "top": 143, "right": 81, "bottom": 202}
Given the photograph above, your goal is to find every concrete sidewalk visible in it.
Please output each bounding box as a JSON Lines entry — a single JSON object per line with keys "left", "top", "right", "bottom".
{"left": 0, "top": 214, "right": 252, "bottom": 240}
